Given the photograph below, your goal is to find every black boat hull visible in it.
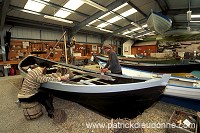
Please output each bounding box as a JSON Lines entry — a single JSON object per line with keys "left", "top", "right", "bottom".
{"left": 41, "top": 85, "right": 165, "bottom": 118}
{"left": 96, "top": 56, "right": 200, "bottom": 73}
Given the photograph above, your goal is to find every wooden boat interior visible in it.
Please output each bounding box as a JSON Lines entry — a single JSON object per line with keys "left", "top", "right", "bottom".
{"left": 20, "top": 56, "right": 146, "bottom": 86}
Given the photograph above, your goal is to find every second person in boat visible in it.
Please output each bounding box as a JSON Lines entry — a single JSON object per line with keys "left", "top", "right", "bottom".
{"left": 101, "top": 44, "right": 122, "bottom": 75}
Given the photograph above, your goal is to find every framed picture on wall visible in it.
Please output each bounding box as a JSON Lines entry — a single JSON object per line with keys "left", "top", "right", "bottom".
{"left": 92, "top": 45, "right": 97, "bottom": 51}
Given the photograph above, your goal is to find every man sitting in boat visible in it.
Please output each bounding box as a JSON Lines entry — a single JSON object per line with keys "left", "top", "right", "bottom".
{"left": 101, "top": 44, "right": 122, "bottom": 75}
{"left": 17, "top": 62, "right": 69, "bottom": 119}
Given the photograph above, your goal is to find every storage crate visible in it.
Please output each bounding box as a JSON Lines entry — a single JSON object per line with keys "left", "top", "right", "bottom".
{"left": 166, "top": 110, "right": 198, "bottom": 133}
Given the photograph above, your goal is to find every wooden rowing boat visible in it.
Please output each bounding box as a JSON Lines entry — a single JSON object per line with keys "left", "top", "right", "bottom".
{"left": 18, "top": 55, "right": 170, "bottom": 118}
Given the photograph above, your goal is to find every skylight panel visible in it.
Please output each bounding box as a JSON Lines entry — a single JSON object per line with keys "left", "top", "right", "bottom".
{"left": 121, "top": 8, "right": 137, "bottom": 17}
{"left": 88, "top": 2, "right": 130, "bottom": 27}
{"left": 97, "top": 8, "right": 137, "bottom": 28}
{"left": 142, "top": 24, "right": 148, "bottom": 28}
{"left": 122, "top": 27, "right": 142, "bottom": 35}
{"left": 99, "top": 12, "right": 111, "bottom": 19}
{"left": 131, "top": 27, "right": 142, "bottom": 32}
{"left": 113, "top": 3, "right": 128, "bottom": 12}
{"left": 97, "top": 23, "right": 109, "bottom": 28}
{"left": 55, "top": 0, "right": 84, "bottom": 18}
{"left": 88, "top": 20, "right": 99, "bottom": 25}
{"left": 122, "top": 30, "right": 132, "bottom": 35}
{"left": 24, "top": 0, "right": 50, "bottom": 12}
{"left": 54, "top": 10, "right": 71, "bottom": 18}
{"left": 107, "top": 16, "right": 122, "bottom": 23}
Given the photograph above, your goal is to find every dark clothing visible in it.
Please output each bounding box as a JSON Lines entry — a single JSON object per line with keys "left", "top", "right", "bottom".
{"left": 113, "top": 71, "right": 123, "bottom": 75}
{"left": 104, "top": 50, "right": 122, "bottom": 74}
{"left": 19, "top": 91, "right": 54, "bottom": 115}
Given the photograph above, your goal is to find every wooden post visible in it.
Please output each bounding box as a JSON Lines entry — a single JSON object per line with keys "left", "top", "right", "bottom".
{"left": 63, "top": 34, "right": 68, "bottom": 64}
{"left": 46, "top": 31, "right": 66, "bottom": 59}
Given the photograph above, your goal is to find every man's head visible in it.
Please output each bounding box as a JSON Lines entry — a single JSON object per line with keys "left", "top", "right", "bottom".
{"left": 102, "top": 44, "right": 112, "bottom": 53}
{"left": 39, "top": 62, "right": 49, "bottom": 74}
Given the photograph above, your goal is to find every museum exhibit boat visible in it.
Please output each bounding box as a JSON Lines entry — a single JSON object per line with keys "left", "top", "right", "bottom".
{"left": 97, "top": 58, "right": 200, "bottom": 101}
{"left": 96, "top": 55, "right": 200, "bottom": 73}
{"left": 18, "top": 55, "right": 170, "bottom": 118}
{"left": 147, "top": 11, "right": 172, "bottom": 34}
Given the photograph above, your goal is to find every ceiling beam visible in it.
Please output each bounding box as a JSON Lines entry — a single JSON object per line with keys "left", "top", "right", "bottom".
{"left": 154, "top": 0, "right": 165, "bottom": 13}
{"left": 70, "top": 0, "right": 130, "bottom": 37}
{"left": 0, "top": 0, "right": 11, "bottom": 31}
{"left": 6, "top": 16, "right": 66, "bottom": 31}
{"left": 162, "top": 0, "right": 169, "bottom": 11}
{"left": 167, "top": 8, "right": 200, "bottom": 16}
{"left": 127, "top": 1, "right": 147, "bottom": 18}
{"left": 174, "top": 21, "right": 200, "bottom": 27}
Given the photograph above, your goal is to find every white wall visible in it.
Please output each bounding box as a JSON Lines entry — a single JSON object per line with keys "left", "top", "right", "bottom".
{"left": 123, "top": 39, "right": 133, "bottom": 56}
{"left": 4, "top": 25, "right": 63, "bottom": 41}
{"left": 3, "top": 25, "right": 102, "bottom": 44}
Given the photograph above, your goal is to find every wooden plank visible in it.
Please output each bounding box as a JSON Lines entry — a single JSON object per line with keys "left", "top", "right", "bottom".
{"left": 82, "top": 72, "right": 115, "bottom": 81}
{"left": 0, "top": 60, "right": 20, "bottom": 65}
{"left": 79, "top": 80, "right": 96, "bottom": 85}
{"left": 52, "top": 64, "right": 115, "bottom": 81}
{"left": 71, "top": 75, "right": 111, "bottom": 85}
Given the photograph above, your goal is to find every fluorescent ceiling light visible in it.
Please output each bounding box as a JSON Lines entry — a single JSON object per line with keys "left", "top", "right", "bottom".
{"left": 125, "top": 35, "right": 132, "bottom": 38}
{"left": 99, "top": 28, "right": 113, "bottom": 33}
{"left": 122, "top": 27, "right": 142, "bottom": 35}
{"left": 190, "top": 21, "right": 200, "bottom": 22}
{"left": 131, "top": 22, "right": 142, "bottom": 28}
{"left": 143, "top": 32, "right": 155, "bottom": 35}
{"left": 99, "top": 12, "right": 111, "bottom": 19}
{"left": 122, "top": 30, "right": 132, "bottom": 35}
{"left": 81, "top": 0, "right": 108, "bottom": 12}
{"left": 24, "top": 0, "right": 50, "bottom": 12}
{"left": 191, "top": 15, "right": 200, "bottom": 18}
{"left": 135, "top": 35, "right": 144, "bottom": 38}
{"left": 142, "top": 24, "right": 148, "bottom": 28}
{"left": 55, "top": 0, "right": 84, "bottom": 18}
{"left": 88, "top": 20, "right": 98, "bottom": 25}
{"left": 20, "top": 9, "right": 41, "bottom": 15}
{"left": 44, "top": 15, "right": 73, "bottom": 23}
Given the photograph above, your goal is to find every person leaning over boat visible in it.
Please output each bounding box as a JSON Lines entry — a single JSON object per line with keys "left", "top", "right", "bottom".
{"left": 17, "top": 62, "right": 69, "bottom": 119}
{"left": 101, "top": 44, "right": 122, "bottom": 75}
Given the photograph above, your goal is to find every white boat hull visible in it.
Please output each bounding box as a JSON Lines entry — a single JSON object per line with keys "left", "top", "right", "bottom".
{"left": 147, "top": 12, "right": 172, "bottom": 34}
{"left": 98, "top": 61, "right": 200, "bottom": 100}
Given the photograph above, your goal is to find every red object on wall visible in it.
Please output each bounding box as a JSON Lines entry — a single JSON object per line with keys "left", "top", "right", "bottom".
{"left": 132, "top": 45, "right": 157, "bottom": 56}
